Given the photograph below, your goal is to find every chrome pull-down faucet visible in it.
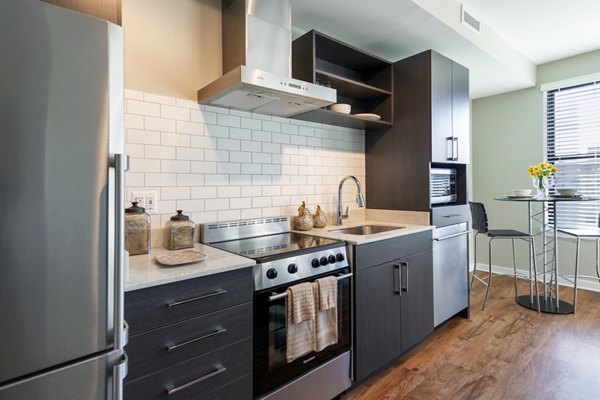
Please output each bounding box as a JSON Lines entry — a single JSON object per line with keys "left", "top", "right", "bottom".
{"left": 337, "top": 175, "right": 365, "bottom": 225}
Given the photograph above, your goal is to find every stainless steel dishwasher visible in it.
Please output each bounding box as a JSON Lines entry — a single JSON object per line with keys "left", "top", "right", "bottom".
{"left": 432, "top": 222, "right": 470, "bottom": 327}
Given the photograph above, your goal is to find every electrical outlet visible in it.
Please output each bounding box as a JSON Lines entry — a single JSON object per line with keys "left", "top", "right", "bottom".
{"left": 145, "top": 191, "right": 158, "bottom": 212}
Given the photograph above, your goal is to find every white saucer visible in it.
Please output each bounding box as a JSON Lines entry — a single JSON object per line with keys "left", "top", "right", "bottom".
{"left": 353, "top": 113, "right": 381, "bottom": 120}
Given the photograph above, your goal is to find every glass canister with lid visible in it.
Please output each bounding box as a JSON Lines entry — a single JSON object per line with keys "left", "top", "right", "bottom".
{"left": 124, "top": 202, "right": 151, "bottom": 255}
{"left": 163, "top": 210, "right": 195, "bottom": 250}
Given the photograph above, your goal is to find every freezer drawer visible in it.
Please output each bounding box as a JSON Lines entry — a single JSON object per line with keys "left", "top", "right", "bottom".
{"left": 432, "top": 223, "right": 469, "bottom": 327}
{"left": 0, "top": 351, "right": 127, "bottom": 400}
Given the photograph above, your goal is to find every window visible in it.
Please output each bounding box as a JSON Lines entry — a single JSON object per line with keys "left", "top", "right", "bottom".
{"left": 544, "top": 79, "right": 600, "bottom": 229}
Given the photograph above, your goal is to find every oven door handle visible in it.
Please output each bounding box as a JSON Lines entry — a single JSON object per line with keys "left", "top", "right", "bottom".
{"left": 268, "top": 272, "right": 353, "bottom": 302}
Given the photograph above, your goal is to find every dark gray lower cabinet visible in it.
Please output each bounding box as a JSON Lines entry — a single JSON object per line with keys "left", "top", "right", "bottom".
{"left": 124, "top": 268, "right": 253, "bottom": 400}
{"left": 354, "top": 233, "right": 434, "bottom": 382}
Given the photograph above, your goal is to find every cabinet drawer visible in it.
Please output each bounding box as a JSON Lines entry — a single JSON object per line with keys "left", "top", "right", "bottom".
{"left": 353, "top": 231, "right": 432, "bottom": 272}
{"left": 125, "top": 268, "right": 253, "bottom": 335}
{"left": 126, "top": 302, "right": 252, "bottom": 382}
{"left": 194, "top": 374, "right": 252, "bottom": 400}
{"left": 431, "top": 204, "right": 470, "bottom": 228}
{"left": 124, "top": 338, "right": 252, "bottom": 400}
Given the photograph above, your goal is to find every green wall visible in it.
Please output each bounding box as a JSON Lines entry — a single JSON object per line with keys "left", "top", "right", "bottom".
{"left": 471, "top": 49, "right": 600, "bottom": 290}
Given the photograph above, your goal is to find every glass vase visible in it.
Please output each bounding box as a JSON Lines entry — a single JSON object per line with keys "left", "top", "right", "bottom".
{"left": 532, "top": 176, "right": 554, "bottom": 198}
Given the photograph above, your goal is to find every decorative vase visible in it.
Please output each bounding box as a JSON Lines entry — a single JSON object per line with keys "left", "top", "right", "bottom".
{"left": 294, "top": 201, "right": 314, "bottom": 231}
{"left": 313, "top": 205, "right": 327, "bottom": 228}
{"left": 532, "top": 175, "right": 554, "bottom": 198}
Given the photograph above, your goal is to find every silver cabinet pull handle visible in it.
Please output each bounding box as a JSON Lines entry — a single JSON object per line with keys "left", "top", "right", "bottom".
{"left": 393, "top": 264, "right": 401, "bottom": 295}
{"left": 434, "top": 230, "right": 470, "bottom": 241}
{"left": 166, "top": 367, "right": 227, "bottom": 395}
{"left": 167, "top": 289, "right": 227, "bottom": 308}
{"left": 453, "top": 137, "right": 459, "bottom": 161}
{"left": 401, "top": 261, "right": 408, "bottom": 293}
{"left": 446, "top": 137, "right": 454, "bottom": 160}
{"left": 167, "top": 328, "right": 227, "bottom": 352}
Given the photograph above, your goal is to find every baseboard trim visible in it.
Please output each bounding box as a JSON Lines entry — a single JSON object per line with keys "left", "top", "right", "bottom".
{"left": 471, "top": 263, "right": 600, "bottom": 294}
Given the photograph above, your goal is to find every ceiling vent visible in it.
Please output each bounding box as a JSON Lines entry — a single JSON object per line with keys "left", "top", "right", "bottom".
{"left": 460, "top": 5, "right": 481, "bottom": 35}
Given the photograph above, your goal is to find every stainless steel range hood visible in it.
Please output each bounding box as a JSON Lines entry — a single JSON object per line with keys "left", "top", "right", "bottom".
{"left": 197, "top": 0, "right": 336, "bottom": 117}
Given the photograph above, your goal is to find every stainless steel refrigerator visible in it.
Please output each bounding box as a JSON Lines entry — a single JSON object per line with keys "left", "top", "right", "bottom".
{"left": 0, "top": 1, "right": 128, "bottom": 398}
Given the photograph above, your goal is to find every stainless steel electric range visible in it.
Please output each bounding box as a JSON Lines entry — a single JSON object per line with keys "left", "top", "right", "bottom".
{"left": 199, "top": 217, "right": 352, "bottom": 400}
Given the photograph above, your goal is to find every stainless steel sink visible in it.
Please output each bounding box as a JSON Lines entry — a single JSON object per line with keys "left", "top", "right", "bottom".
{"left": 328, "top": 225, "right": 405, "bottom": 235}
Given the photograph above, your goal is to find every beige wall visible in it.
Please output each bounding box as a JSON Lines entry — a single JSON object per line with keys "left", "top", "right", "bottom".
{"left": 122, "top": 0, "right": 222, "bottom": 100}
{"left": 472, "top": 49, "right": 600, "bottom": 290}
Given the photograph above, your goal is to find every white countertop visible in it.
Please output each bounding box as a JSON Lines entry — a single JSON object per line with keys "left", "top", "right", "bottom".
{"left": 125, "top": 243, "right": 255, "bottom": 292}
{"left": 296, "top": 220, "right": 434, "bottom": 245}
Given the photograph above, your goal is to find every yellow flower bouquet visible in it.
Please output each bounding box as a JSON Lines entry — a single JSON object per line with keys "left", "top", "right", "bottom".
{"left": 528, "top": 161, "right": 557, "bottom": 197}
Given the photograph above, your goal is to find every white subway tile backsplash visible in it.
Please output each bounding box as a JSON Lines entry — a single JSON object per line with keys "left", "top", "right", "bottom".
{"left": 191, "top": 161, "right": 217, "bottom": 174}
{"left": 241, "top": 117, "right": 262, "bottom": 130}
{"left": 217, "top": 113, "right": 241, "bottom": 128}
{"left": 205, "top": 174, "right": 230, "bottom": 186}
{"left": 229, "top": 127, "right": 252, "bottom": 141}
{"left": 176, "top": 199, "right": 205, "bottom": 212}
{"left": 205, "top": 198, "right": 230, "bottom": 211}
{"left": 217, "top": 138, "right": 241, "bottom": 151}
{"left": 161, "top": 187, "right": 191, "bottom": 200}
{"left": 241, "top": 140, "right": 261, "bottom": 152}
{"left": 127, "top": 99, "right": 160, "bottom": 117}
{"left": 146, "top": 173, "right": 177, "bottom": 187}
{"left": 177, "top": 148, "right": 204, "bottom": 161}
{"left": 125, "top": 143, "right": 144, "bottom": 158}
{"left": 125, "top": 114, "right": 144, "bottom": 129}
{"left": 218, "top": 209, "right": 241, "bottom": 221}
{"left": 241, "top": 186, "right": 262, "bottom": 197}
{"left": 145, "top": 144, "right": 176, "bottom": 159}
{"left": 217, "top": 162, "right": 241, "bottom": 174}
{"left": 191, "top": 109, "right": 217, "bottom": 125}
{"left": 161, "top": 132, "right": 191, "bottom": 148}
{"left": 145, "top": 116, "right": 176, "bottom": 133}
{"left": 177, "top": 121, "right": 204, "bottom": 135}
{"left": 230, "top": 197, "right": 252, "bottom": 209}
{"left": 125, "top": 90, "right": 365, "bottom": 230}
{"left": 127, "top": 129, "right": 160, "bottom": 145}
{"left": 229, "top": 175, "right": 252, "bottom": 186}
{"left": 229, "top": 151, "right": 251, "bottom": 163}
{"left": 204, "top": 124, "right": 229, "bottom": 138}
{"left": 218, "top": 186, "right": 241, "bottom": 198}
{"left": 177, "top": 174, "right": 205, "bottom": 186}
{"left": 129, "top": 158, "right": 160, "bottom": 173}
{"left": 191, "top": 186, "right": 217, "bottom": 199}
{"left": 161, "top": 160, "right": 191, "bottom": 173}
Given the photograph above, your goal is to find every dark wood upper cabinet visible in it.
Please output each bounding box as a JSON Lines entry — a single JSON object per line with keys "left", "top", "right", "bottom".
{"left": 292, "top": 30, "right": 393, "bottom": 130}
{"left": 366, "top": 50, "right": 470, "bottom": 212}
{"left": 42, "top": 0, "right": 122, "bottom": 25}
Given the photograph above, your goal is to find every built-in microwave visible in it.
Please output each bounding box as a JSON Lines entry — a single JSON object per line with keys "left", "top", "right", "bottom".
{"left": 430, "top": 168, "right": 457, "bottom": 205}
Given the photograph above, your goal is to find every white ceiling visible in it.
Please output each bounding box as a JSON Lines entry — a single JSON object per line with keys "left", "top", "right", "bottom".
{"left": 290, "top": 0, "right": 600, "bottom": 99}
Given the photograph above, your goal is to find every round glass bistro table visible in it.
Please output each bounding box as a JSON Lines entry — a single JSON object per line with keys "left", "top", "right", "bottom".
{"left": 494, "top": 195, "right": 600, "bottom": 314}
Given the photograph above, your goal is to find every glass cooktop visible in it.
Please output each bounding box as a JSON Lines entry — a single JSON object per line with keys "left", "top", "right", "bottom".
{"left": 209, "top": 232, "right": 343, "bottom": 263}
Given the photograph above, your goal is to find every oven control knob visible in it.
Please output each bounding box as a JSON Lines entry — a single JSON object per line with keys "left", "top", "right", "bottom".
{"left": 336, "top": 253, "right": 345, "bottom": 262}
{"left": 266, "top": 268, "right": 278, "bottom": 279}
{"left": 328, "top": 255, "right": 337, "bottom": 264}
{"left": 311, "top": 258, "right": 320, "bottom": 268}
{"left": 288, "top": 263, "right": 298, "bottom": 274}
{"left": 320, "top": 256, "right": 329, "bottom": 266}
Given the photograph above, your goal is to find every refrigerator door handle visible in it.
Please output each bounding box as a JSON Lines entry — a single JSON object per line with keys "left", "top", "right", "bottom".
{"left": 112, "top": 352, "right": 129, "bottom": 400}
{"left": 113, "top": 154, "right": 128, "bottom": 351}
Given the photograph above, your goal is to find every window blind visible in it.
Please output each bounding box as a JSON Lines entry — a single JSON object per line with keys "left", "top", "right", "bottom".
{"left": 544, "top": 80, "right": 600, "bottom": 229}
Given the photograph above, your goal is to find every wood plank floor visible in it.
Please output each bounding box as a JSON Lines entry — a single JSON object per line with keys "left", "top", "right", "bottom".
{"left": 343, "top": 276, "right": 600, "bottom": 400}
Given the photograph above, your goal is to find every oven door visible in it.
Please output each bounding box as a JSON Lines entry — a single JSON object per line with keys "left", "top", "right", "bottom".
{"left": 253, "top": 268, "right": 351, "bottom": 398}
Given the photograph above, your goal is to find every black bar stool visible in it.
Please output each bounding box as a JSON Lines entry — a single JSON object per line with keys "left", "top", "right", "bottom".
{"left": 469, "top": 202, "right": 540, "bottom": 311}
{"left": 557, "top": 213, "right": 600, "bottom": 312}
